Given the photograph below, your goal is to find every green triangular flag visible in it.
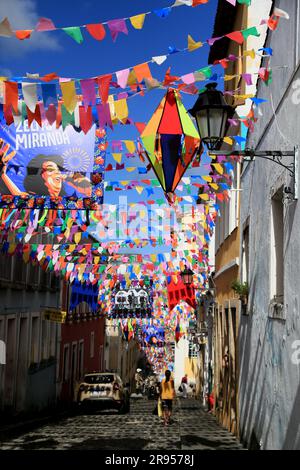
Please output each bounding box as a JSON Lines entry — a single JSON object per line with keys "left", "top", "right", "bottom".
{"left": 61, "top": 105, "right": 75, "bottom": 130}
{"left": 63, "top": 27, "right": 84, "bottom": 44}
{"left": 197, "top": 66, "right": 212, "bottom": 79}
{"left": 238, "top": 0, "right": 251, "bottom": 5}
{"left": 242, "top": 26, "right": 260, "bottom": 40}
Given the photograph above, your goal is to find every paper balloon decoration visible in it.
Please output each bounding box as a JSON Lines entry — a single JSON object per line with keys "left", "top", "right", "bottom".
{"left": 141, "top": 88, "right": 201, "bottom": 194}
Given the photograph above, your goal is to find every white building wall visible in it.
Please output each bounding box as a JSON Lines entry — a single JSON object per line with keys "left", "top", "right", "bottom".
{"left": 173, "top": 336, "right": 189, "bottom": 390}
{"left": 239, "top": 0, "right": 300, "bottom": 450}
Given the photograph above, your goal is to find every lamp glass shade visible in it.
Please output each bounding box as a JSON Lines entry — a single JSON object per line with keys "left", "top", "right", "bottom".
{"left": 181, "top": 267, "right": 194, "bottom": 285}
{"left": 189, "top": 83, "right": 234, "bottom": 151}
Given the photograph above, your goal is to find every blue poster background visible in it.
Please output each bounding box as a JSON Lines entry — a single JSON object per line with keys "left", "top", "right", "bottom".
{"left": 0, "top": 119, "right": 97, "bottom": 198}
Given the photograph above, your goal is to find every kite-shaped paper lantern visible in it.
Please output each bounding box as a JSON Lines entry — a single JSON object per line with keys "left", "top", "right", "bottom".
{"left": 141, "top": 88, "right": 201, "bottom": 195}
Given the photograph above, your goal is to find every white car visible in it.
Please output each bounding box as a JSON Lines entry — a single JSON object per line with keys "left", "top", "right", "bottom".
{"left": 77, "top": 372, "right": 130, "bottom": 413}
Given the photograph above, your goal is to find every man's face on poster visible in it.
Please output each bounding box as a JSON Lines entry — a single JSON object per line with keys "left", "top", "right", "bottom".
{"left": 41, "top": 161, "right": 65, "bottom": 195}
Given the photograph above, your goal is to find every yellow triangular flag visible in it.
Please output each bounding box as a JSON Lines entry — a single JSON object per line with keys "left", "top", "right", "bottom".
{"left": 224, "top": 74, "right": 236, "bottom": 81}
{"left": 126, "top": 167, "right": 136, "bottom": 172}
{"left": 74, "top": 232, "right": 82, "bottom": 244}
{"left": 120, "top": 180, "right": 129, "bottom": 186}
{"left": 124, "top": 140, "right": 136, "bottom": 153}
{"left": 223, "top": 136, "right": 234, "bottom": 145}
{"left": 198, "top": 193, "right": 210, "bottom": 201}
{"left": 135, "top": 186, "right": 144, "bottom": 194}
{"left": 114, "top": 98, "right": 128, "bottom": 123}
{"left": 233, "top": 94, "right": 254, "bottom": 99}
{"left": 112, "top": 153, "right": 122, "bottom": 164}
{"left": 130, "top": 13, "right": 146, "bottom": 30}
{"left": 188, "top": 34, "right": 203, "bottom": 52}
{"left": 212, "top": 163, "right": 224, "bottom": 175}
{"left": 210, "top": 183, "right": 219, "bottom": 190}
{"left": 60, "top": 81, "right": 77, "bottom": 114}
{"left": 108, "top": 94, "right": 116, "bottom": 120}
{"left": 243, "top": 48, "right": 256, "bottom": 59}
{"left": 202, "top": 175, "right": 212, "bottom": 182}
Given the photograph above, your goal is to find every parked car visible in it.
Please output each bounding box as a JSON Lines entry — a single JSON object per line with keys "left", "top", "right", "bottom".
{"left": 77, "top": 372, "right": 130, "bottom": 413}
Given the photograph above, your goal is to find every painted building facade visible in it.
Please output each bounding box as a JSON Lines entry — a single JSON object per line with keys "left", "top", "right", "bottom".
{"left": 0, "top": 250, "right": 61, "bottom": 415}
{"left": 59, "top": 280, "right": 105, "bottom": 403}
{"left": 208, "top": 0, "right": 272, "bottom": 435}
{"left": 238, "top": 0, "right": 300, "bottom": 450}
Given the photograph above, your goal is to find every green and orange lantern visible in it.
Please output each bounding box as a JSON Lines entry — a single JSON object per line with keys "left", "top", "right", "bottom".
{"left": 140, "top": 88, "right": 201, "bottom": 196}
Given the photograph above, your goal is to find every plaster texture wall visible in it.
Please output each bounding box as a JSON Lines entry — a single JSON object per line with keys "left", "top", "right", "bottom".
{"left": 239, "top": 0, "right": 300, "bottom": 450}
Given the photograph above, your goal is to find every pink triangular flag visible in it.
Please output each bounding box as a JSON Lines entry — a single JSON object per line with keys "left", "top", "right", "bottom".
{"left": 35, "top": 17, "right": 56, "bottom": 31}
{"left": 116, "top": 69, "right": 130, "bottom": 88}
{"left": 107, "top": 19, "right": 128, "bottom": 42}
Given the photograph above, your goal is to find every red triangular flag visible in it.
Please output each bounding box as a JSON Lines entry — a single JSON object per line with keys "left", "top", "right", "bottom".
{"left": 97, "top": 74, "right": 112, "bottom": 103}
{"left": 134, "top": 122, "right": 146, "bottom": 134}
{"left": 79, "top": 105, "right": 93, "bottom": 134}
{"left": 5, "top": 81, "right": 18, "bottom": 113}
{"left": 27, "top": 104, "right": 42, "bottom": 127}
{"left": 86, "top": 23, "right": 106, "bottom": 41}
{"left": 226, "top": 31, "right": 244, "bottom": 44}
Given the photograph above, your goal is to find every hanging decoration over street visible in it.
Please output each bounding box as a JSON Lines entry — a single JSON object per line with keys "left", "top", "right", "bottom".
{"left": 141, "top": 88, "right": 200, "bottom": 198}
{"left": 0, "top": 1, "right": 210, "bottom": 44}
{"left": 0, "top": 118, "right": 106, "bottom": 209}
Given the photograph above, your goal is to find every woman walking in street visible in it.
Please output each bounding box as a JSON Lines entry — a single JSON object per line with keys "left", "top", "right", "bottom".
{"left": 181, "top": 374, "right": 188, "bottom": 399}
{"left": 160, "top": 369, "right": 175, "bottom": 426}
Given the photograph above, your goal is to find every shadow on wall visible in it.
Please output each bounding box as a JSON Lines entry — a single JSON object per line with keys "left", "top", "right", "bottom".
{"left": 282, "top": 381, "right": 300, "bottom": 450}
{"left": 238, "top": 271, "right": 271, "bottom": 448}
{"left": 238, "top": 268, "right": 293, "bottom": 449}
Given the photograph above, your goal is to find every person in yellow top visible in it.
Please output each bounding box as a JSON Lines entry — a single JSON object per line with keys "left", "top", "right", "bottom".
{"left": 160, "top": 369, "right": 175, "bottom": 426}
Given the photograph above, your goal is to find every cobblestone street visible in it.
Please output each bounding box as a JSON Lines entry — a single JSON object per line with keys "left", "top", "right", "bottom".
{"left": 0, "top": 399, "right": 243, "bottom": 450}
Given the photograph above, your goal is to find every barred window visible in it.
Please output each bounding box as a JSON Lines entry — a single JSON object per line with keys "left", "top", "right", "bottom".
{"left": 188, "top": 341, "right": 198, "bottom": 358}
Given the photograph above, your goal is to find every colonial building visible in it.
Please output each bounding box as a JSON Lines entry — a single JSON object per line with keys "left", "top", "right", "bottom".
{"left": 208, "top": 0, "right": 272, "bottom": 435}
{"left": 0, "top": 249, "right": 61, "bottom": 416}
{"left": 59, "top": 279, "right": 106, "bottom": 404}
{"left": 238, "top": 0, "right": 300, "bottom": 450}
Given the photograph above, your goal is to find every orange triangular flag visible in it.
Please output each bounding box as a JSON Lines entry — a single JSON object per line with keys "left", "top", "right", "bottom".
{"left": 163, "top": 67, "right": 179, "bottom": 86}
{"left": 15, "top": 30, "right": 33, "bottom": 40}
{"left": 133, "top": 63, "right": 152, "bottom": 83}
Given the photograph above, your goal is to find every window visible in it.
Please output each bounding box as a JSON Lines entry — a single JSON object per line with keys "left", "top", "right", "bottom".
{"left": 270, "top": 188, "right": 284, "bottom": 301}
{"left": 63, "top": 344, "right": 70, "bottom": 382}
{"left": 90, "top": 332, "right": 95, "bottom": 358}
{"left": 188, "top": 341, "right": 198, "bottom": 358}
{"left": 78, "top": 341, "right": 84, "bottom": 379}
{"left": 49, "top": 323, "right": 56, "bottom": 358}
{"left": 242, "top": 225, "right": 249, "bottom": 285}
{"left": 30, "top": 316, "right": 39, "bottom": 363}
{"left": 41, "top": 320, "right": 49, "bottom": 360}
{"left": 0, "top": 253, "right": 12, "bottom": 281}
{"left": 12, "top": 257, "right": 27, "bottom": 285}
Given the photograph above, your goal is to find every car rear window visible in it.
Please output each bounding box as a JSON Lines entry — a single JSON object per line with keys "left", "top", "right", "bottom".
{"left": 84, "top": 374, "right": 114, "bottom": 384}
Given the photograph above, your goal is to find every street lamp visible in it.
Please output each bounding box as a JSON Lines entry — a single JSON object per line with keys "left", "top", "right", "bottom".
{"left": 188, "top": 83, "right": 234, "bottom": 152}
{"left": 180, "top": 266, "right": 194, "bottom": 286}
{"left": 188, "top": 82, "right": 299, "bottom": 200}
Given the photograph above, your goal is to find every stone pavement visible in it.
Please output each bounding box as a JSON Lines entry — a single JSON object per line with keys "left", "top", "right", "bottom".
{"left": 0, "top": 398, "right": 244, "bottom": 450}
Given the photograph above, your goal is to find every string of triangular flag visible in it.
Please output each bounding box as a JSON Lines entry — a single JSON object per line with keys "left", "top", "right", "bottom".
{"left": 0, "top": 1, "right": 210, "bottom": 44}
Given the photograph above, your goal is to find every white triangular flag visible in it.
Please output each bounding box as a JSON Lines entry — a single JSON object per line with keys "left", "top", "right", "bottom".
{"left": 273, "top": 7, "right": 289, "bottom": 19}
{"left": 0, "top": 17, "right": 13, "bottom": 37}
{"left": 152, "top": 55, "right": 167, "bottom": 65}
{"left": 22, "top": 83, "right": 38, "bottom": 113}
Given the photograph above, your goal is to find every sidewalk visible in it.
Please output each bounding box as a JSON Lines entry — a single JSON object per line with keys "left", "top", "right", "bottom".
{"left": 0, "top": 406, "right": 74, "bottom": 441}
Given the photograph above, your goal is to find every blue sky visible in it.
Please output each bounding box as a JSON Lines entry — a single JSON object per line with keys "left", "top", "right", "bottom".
{"left": 0, "top": 0, "right": 220, "bottom": 252}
